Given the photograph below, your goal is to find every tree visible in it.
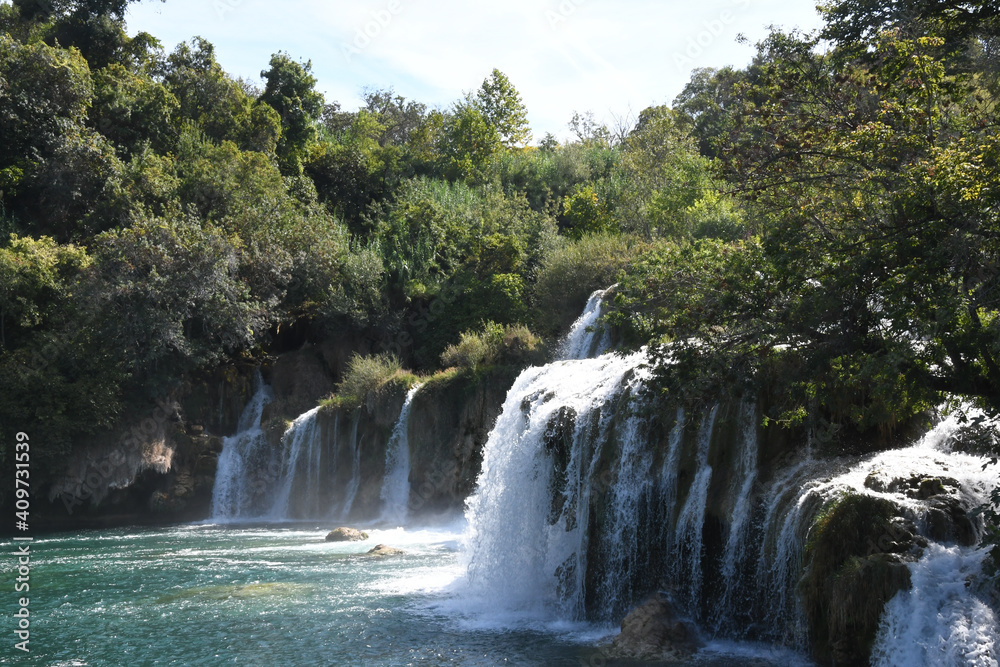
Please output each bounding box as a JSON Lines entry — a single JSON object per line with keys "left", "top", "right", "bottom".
{"left": 361, "top": 88, "right": 428, "bottom": 147}
{"left": 0, "top": 37, "right": 93, "bottom": 199}
{"left": 11, "top": 0, "right": 165, "bottom": 69}
{"left": 0, "top": 235, "right": 91, "bottom": 351}
{"left": 614, "top": 105, "right": 733, "bottom": 239}
{"left": 673, "top": 66, "right": 745, "bottom": 159}
{"left": 164, "top": 38, "right": 279, "bottom": 154}
{"left": 820, "top": 0, "right": 1000, "bottom": 50}
{"left": 632, "top": 27, "right": 1000, "bottom": 435}
{"left": 89, "top": 63, "right": 179, "bottom": 157}
{"left": 259, "top": 52, "right": 324, "bottom": 173}
{"left": 568, "top": 110, "right": 611, "bottom": 147}
{"left": 474, "top": 69, "right": 531, "bottom": 148}
{"left": 438, "top": 102, "right": 501, "bottom": 181}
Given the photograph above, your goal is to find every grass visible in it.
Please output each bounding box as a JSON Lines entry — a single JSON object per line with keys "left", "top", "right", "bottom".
{"left": 440, "top": 321, "right": 544, "bottom": 371}
{"left": 321, "top": 353, "right": 419, "bottom": 410}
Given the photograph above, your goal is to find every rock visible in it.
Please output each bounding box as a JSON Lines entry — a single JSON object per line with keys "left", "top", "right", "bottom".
{"left": 925, "top": 496, "right": 978, "bottom": 546}
{"left": 366, "top": 544, "right": 405, "bottom": 557}
{"left": 607, "top": 594, "right": 702, "bottom": 661}
{"left": 864, "top": 473, "right": 961, "bottom": 500}
{"left": 325, "top": 527, "right": 369, "bottom": 542}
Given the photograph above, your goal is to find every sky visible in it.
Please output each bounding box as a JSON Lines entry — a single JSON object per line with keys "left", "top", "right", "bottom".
{"left": 124, "top": 0, "right": 827, "bottom": 142}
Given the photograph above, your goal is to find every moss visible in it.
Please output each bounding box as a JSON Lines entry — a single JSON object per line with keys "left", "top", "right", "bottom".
{"left": 801, "top": 493, "right": 913, "bottom": 665}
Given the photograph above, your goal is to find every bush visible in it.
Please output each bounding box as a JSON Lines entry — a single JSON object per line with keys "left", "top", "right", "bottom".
{"left": 333, "top": 352, "right": 404, "bottom": 406}
{"left": 440, "top": 321, "right": 543, "bottom": 370}
{"left": 531, "top": 232, "right": 644, "bottom": 336}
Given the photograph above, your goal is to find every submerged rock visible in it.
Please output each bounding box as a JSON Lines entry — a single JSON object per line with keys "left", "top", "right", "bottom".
{"left": 366, "top": 544, "right": 405, "bottom": 557}
{"left": 607, "top": 594, "right": 702, "bottom": 661}
{"left": 325, "top": 527, "right": 369, "bottom": 542}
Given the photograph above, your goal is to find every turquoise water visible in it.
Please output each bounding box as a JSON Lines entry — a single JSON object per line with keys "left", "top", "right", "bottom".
{"left": 2, "top": 524, "right": 811, "bottom": 666}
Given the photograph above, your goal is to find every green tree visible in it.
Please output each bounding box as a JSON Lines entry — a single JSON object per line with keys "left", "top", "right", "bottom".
{"left": 164, "top": 38, "right": 279, "bottom": 153}
{"left": 89, "top": 63, "right": 179, "bottom": 156}
{"left": 438, "top": 102, "right": 501, "bottom": 181}
{"left": 474, "top": 68, "right": 531, "bottom": 148}
{"left": 673, "top": 66, "right": 744, "bottom": 159}
{"left": 259, "top": 52, "right": 324, "bottom": 173}
{"left": 0, "top": 37, "right": 93, "bottom": 199}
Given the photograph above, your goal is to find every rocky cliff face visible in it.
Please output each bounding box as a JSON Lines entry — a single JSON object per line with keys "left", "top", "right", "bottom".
{"left": 36, "top": 344, "right": 517, "bottom": 528}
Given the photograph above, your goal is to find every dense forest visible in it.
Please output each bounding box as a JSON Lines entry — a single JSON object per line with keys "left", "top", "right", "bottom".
{"left": 0, "top": 0, "right": 998, "bottom": 566}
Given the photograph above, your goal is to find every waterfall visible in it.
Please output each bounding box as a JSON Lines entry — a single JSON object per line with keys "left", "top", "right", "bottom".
{"left": 339, "top": 413, "right": 362, "bottom": 520}
{"left": 590, "top": 374, "right": 655, "bottom": 617}
{"left": 460, "top": 285, "right": 999, "bottom": 665}
{"left": 559, "top": 286, "right": 616, "bottom": 360}
{"left": 712, "top": 401, "right": 759, "bottom": 630}
{"left": 210, "top": 375, "right": 275, "bottom": 521}
{"left": 462, "top": 349, "right": 649, "bottom": 615}
{"left": 872, "top": 544, "right": 998, "bottom": 667}
{"left": 672, "top": 405, "right": 718, "bottom": 609}
{"left": 266, "top": 406, "right": 323, "bottom": 520}
{"left": 379, "top": 383, "right": 423, "bottom": 526}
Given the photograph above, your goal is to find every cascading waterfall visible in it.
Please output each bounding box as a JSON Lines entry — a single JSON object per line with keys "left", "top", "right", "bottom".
{"left": 266, "top": 406, "right": 323, "bottom": 520}
{"left": 379, "top": 383, "right": 423, "bottom": 526}
{"left": 559, "top": 286, "right": 616, "bottom": 360}
{"left": 461, "top": 286, "right": 999, "bottom": 662}
{"left": 590, "top": 373, "right": 655, "bottom": 616}
{"left": 672, "top": 404, "right": 718, "bottom": 609}
{"left": 462, "top": 349, "right": 649, "bottom": 615}
{"left": 338, "top": 413, "right": 363, "bottom": 520}
{"left": 872, "top": 544, "right": 998, "bottom": 666}
{"left": 709, "top": 401, "right": 759, "bottom": 631}
{"left": 463, "top": 287, "right": 648, "bottom": 616}
{"left": 209, "top": 290, "right": 997, "bottom": 663}
{"left": 210, "top": 376, "right": 275, "bottom": 520}
{"left": 210, "top": 371, "right": 426, "bottom": 523}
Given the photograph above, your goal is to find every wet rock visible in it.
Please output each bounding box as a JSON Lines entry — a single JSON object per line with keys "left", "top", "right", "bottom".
{"left": 366, "top": 544, "right": 405, "bottom": 557}
{"left": 864, "top": 473, "right": 961, "bottom": 500}
{"left": 925, "top": 496, "right": 978, "bottom": 546}
{"left": 544, "top": 406, "right": 577, "bottom": 524}
{"left": 325, "top": 527, "right": 369, "bottom": 542}
{"left": 826, "top": 554, "right": 912, "bottom": 666}
{"left": 801, "top": 494, "right": 917, "bottom": 666}
{"left": 607, "top": 593, "right": 702, "bottom": 661}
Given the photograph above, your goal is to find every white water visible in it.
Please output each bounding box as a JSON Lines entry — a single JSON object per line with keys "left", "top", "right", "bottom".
{"left": 559, "top": 286, "right": 615, "bottom": 360}
{"left": 872, "top": 543, "right": 998, "bottom": 667}
{"left": 339, "top": 412, "right": 363, "bottom": 519}
{"left": 674, "top": 405, "right": 719, "bottom": 608}
{"left": 713, "top": 401, "right": 759, "bottom": 628}
{"left": 210, "top": 376, "right": 274, "bottom": 520}
{"left": 379, "top": 383, "right": 423, "bottom": 526}
{"left": 267, "top": 406, "right": 323, "bottom": 519}
{"left": 591, "top": 372, "right": 655, "bottom": 616}
{"left": 462, "top": 349, "right": 649, "bottom": 615}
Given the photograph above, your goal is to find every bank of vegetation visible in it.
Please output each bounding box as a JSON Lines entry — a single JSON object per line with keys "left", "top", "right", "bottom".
{"left": 0, "top": 0, "right": 997, "bottom": 561}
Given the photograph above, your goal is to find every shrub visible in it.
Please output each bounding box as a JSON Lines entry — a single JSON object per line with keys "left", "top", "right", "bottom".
{"left": 531, "top": 232, "right": 644, "bottom": 337}
{"left": 334, "top": 352, "right": 403, "bottom": 405}
{"left": 440, "top": 321, "right": 543, "bottom": 370}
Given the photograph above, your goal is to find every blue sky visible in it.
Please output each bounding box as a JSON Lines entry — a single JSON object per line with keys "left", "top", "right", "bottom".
{"left": 125, "top": 0, "right": 826, "bottom": 141}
